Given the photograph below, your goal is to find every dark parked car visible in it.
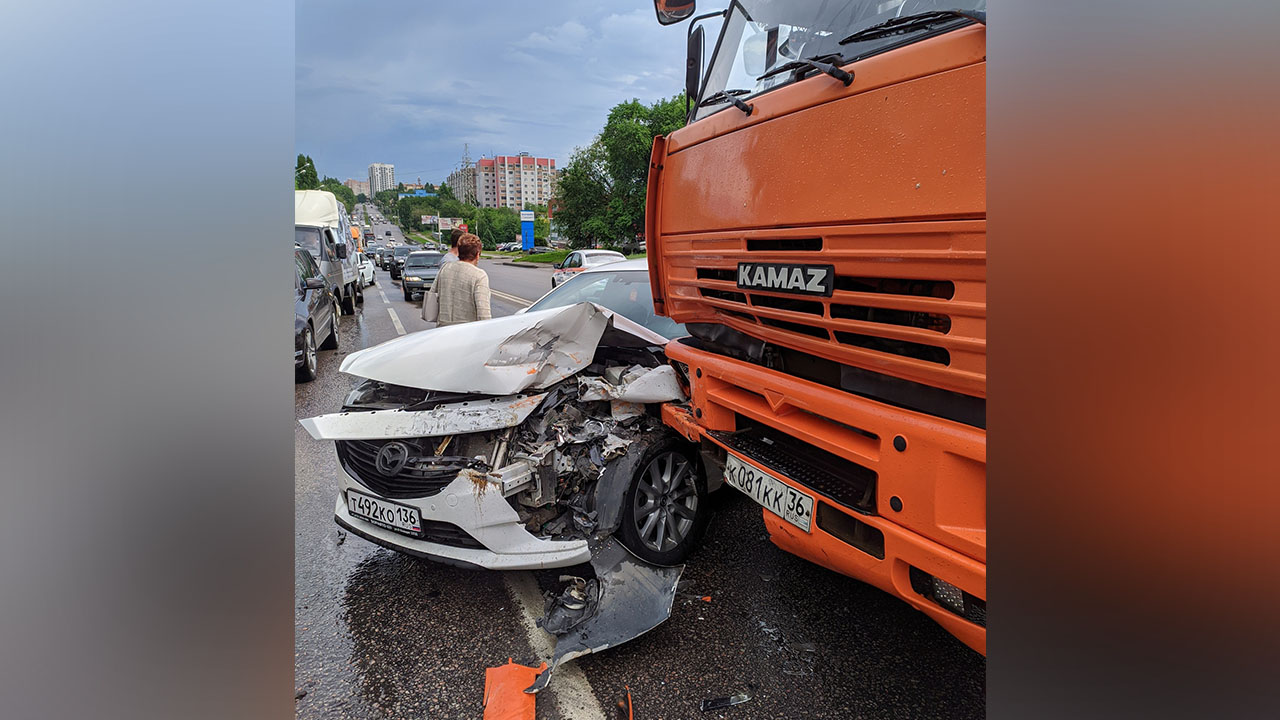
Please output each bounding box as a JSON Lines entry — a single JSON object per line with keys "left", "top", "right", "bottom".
{"left": 388, "top": 245, "right": 412, "bottom": 280}
{"left": 401, "top": 251, "right": 443, "bottom": 301}
{"left": 295, "top": 248, "right": 339, "bottom": 383}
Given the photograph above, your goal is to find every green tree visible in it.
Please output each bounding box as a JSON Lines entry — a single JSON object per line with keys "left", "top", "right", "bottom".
{"left": 553, "top": 94, "right": 686, "bottom": 249}
{"left": 319, "top": 177, "right": 355, "bottom": 213}
{"left": 356, "top": 193, "right": 367, "bottom": 203}
{"left": 437, "top": 183, "right": 457, "bottom": 203}
{"left": 295, "top": 154, "right": 319, "bottom": 190}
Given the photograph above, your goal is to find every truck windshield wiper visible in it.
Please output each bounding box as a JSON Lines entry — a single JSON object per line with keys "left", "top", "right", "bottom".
{"left": 839, "top": 9, "right": 985, "bottom": 45}
{"left": 758, "top": 54, "right": 853, "bottom": 86}
{"left": 698, "top": 89, "right": 754, "bottom": 116}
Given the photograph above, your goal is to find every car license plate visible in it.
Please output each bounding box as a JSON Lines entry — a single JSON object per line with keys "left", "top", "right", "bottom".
{"left": 347, "top": 489, "right": 422, "bottom": 537}
{"left": 724, "top": 453, "right": 814, "bottom": 532}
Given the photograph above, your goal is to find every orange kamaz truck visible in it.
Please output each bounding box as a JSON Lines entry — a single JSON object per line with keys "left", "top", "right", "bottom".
{"left": 647, "top": 0, "right": 986, "bottom": 653}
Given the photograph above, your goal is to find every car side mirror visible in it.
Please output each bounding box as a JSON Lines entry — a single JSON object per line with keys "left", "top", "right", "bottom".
{"left": 335, "top": 243, "right": 348, "bottom": 259}
{"left": 304, "top": 277, "right": 325, "bottom": 290}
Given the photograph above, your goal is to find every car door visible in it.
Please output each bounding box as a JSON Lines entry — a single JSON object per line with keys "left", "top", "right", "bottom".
{"left": 304, "top": 250, "right": 331, "bottom": 329}
{"left": 554, "top": 252, "right": 579, "bottom": 286}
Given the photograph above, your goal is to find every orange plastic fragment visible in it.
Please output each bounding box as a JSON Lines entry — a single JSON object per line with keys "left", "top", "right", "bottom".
{"left": 483, "top": 659, "right": 547, "bottom": 720}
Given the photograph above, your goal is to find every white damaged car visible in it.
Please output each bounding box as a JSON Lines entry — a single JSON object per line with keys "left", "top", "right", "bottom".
{"left": 300, "top": 301, "right": 709, "bottom": 570}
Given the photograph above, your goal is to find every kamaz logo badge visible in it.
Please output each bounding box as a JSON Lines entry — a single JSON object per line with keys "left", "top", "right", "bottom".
{"left": 736, "top": 263, "right": 835, "bottom": 297}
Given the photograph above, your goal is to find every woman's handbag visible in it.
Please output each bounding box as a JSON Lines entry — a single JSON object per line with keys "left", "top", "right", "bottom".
{"left": 422, "top": 286, "right": 439, "bottom": 322}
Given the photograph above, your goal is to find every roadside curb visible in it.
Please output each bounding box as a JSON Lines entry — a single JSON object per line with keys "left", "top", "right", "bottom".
{"left": 501, "top": 261, "right": 544, "bottom": 268}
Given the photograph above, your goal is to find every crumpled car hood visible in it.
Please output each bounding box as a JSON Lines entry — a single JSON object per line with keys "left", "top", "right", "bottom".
{"left": 338, "top": 303, "right": 669, "bottom": 394}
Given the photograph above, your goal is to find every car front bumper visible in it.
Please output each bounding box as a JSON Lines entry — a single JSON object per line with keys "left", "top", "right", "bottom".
{"left": 333, "top": 465, "right": 590, "bottom": 570}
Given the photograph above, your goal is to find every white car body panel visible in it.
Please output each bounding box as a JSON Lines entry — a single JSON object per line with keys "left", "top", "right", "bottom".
{"left": 299, "top": 393, "right": 546, "bottom": 441}
{"left": 333, "top": 471, "right": 591, "bottom": 570}
{"left": 338, "top": 302, "right": 668, "bottom": 394}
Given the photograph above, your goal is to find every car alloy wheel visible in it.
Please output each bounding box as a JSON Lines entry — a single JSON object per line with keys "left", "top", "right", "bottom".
{"left": 631, "top": 450, "right": 699, "bottom": 555}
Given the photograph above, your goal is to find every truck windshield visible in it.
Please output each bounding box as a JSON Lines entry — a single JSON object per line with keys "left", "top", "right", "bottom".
{"left": 295, "top": 226, "right": 324, "bottom": 259}
{"left": 696, "top": 0, "right": 985, "bottom": 120}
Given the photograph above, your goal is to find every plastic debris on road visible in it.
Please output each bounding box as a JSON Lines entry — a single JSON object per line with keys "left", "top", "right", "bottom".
{"left": 483, "top": 659, "right": 546, "bottom": 720}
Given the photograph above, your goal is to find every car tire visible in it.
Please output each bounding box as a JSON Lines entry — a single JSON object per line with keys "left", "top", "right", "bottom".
{"left": 356, "top": 282, "right": 364, "bottom": 304}
{"left": 295, "top": 325, "right": 317, "bottom": 383}
{"left": 319, "top": 298, "right": 340, "bottom": 350}
{"left": 403, "top": 286, "right": 412, "bottom": 302}
{"left": 616, "top": 436, "right": 708, "bottom": 566}
{"left": 551, "top": 277, "right": 557, "bottom": 289}
{"left": 341, "top": 284, "right": 357, "bottom": 314}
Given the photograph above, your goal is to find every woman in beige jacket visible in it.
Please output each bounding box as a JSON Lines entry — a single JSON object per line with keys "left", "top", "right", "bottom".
{"left": 426, "top": 233, "right": 491, "bottom": 326}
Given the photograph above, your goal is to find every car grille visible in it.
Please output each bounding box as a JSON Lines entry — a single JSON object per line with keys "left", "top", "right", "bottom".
{"left": 337, "top": 438, "right": 487, "bottom": 499}
{"left": 416, "top": 519, "right": 486, "bottom": 549}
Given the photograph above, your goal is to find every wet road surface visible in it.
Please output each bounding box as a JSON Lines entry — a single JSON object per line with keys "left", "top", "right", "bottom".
{"left": 295, "top": 257, "right": 985, "bottom": 719}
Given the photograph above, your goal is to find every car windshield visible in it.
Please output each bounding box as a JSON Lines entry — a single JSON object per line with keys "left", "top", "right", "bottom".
{"left": 406, "top": 253, "right": 442, "bottom": 268}
{"left": 394, "top": 247, "right": 411, "bottom": 257}
{"left": 527, "top": 269, "right": 687, "bottom": 340}
{"left": 295, "top": 226, "right": 323, "bottom": 258}
{"left": 696, "top": 0, "right": 985, "bottom": 120}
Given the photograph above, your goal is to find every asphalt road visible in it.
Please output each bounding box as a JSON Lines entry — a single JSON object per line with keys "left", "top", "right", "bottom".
{"left": 295, "top": 256, "right": 985, "bottom": 719}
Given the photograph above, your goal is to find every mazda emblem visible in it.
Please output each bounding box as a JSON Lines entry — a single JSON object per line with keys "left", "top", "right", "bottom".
{"left": 374, "top": 441, "right": 410, "bottom": 476}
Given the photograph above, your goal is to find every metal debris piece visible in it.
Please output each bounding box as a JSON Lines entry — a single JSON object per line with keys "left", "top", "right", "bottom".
{"left": 525, "top": 538, "right": 684, "bottom": 694}
{"left": 579, "top": 364, "right": 686, "bottom": 403}
{"left": 700, "top": 694, "right": 751, "bottom": 712}
{"left": 611, "top": 400, "right": 645, "bottom": 421}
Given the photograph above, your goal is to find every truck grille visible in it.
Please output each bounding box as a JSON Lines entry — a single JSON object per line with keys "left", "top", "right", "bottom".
{"left": 656, "top": 222, "right": 986, "bottom": 399}
{"left": 710, "top": 418, "right": 877, "bottom": 515}
{"left": 337, "top": 438, "right": 487, "bottom": 499}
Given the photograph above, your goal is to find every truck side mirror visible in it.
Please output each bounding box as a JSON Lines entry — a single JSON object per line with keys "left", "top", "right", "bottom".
{"left": 335, "top": 243, "right": 348, "bottom": 259}
{"left": 654, "top": 0, "right": 695, "bottom": 25}
{"left": 686, "top": 25, "right": 704, "bottom": 101}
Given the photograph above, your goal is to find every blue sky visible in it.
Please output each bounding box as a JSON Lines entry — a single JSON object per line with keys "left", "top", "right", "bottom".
{"left": 296, "top": 0, "right": 691, "bottom": 186}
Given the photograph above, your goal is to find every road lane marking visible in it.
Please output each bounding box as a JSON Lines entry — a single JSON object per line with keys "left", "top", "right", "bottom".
{"left": 503, "top": 572, "right": 606, "bottom": 720}
{"left": 378, "top": 290, "right": 389, "bottom": 303}
{"left": 387, "top": 308, "right": 405, "bottom": 335}
{"left": 491, "top": 289, "right": 533, "bottom": 307}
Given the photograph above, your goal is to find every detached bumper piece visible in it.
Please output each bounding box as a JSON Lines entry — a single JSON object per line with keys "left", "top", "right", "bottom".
{"left": 525, "top": 537, "right": 683, "bottom": 694}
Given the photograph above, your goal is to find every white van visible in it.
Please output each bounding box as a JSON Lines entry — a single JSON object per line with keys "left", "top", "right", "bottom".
{"left": 295, "top": 190, "right": 362, "bottom": 314}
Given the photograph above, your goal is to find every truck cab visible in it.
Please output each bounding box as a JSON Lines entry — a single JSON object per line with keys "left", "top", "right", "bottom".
{"left": 295, "top": 190, "right": 363, "bottom": 314}
{"left": 647, "top": 0, "right": 987, "bottom": 653}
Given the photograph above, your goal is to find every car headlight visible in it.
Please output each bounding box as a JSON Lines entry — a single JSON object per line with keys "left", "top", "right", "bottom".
{"left": 405, "top": 276, "right": 421, "bottom": 282}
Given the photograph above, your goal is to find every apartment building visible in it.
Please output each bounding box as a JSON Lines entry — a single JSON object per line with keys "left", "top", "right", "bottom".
{"left": 343, "top": 178, "right": 370, "bottom": 196}
{"left": 448, "top": 152, "right": 556, "bottom": 210}
{"left": 367, "top": 163, "right": 396, "bottom": 196}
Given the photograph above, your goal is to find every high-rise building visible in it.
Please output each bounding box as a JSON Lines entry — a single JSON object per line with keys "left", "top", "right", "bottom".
{"left": 448, "top": 152, "right": 556, "bottom": 210}
{"left": 445, "top": 163, "right": 478, "bottom": 205}
{"left": 368, "top": 163, "right": 396, "bottom": 196}
{"left": 344, "top": 178, "right": 370, "bottom": 196}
